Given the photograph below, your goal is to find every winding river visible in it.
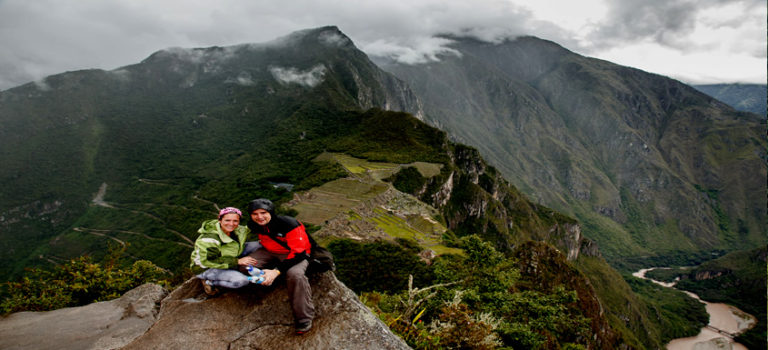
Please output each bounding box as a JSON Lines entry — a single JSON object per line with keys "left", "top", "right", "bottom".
{"left": 632, "top": 268, "right": 756, "bottom": 350}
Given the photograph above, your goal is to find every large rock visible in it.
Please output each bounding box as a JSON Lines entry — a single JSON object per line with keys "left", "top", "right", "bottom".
{"left": 122, "top": 272, "right": 411, "bottom": 350}
{"left": 0, "top": 283, "right": 167, "bottom": 350}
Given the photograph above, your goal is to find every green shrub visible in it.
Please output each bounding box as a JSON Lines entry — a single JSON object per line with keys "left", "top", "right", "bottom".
{"left": 328, "top": 238, "right": 434, "bottom": 293}
{"left": 361, "top": 235, "right": 595, "bottom": 349}
{"left": 387, "top": 166, "right": 427, "bottom": 194}
{"left": 1, "top": 247, "right": 169, "bottom": 314}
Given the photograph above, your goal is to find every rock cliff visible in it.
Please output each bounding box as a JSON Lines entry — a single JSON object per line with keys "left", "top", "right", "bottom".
{"left": 0, "top": 272, "right": 409, "bottom": 350}
{"left": 123, "top": 272, "right": 409, "bottom": 350}
{"left": 0, "top": 283, "right": 167, "bottom": 350}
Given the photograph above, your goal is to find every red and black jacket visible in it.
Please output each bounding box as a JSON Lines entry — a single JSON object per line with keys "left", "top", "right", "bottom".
{"left": 248, "top": 215, "right": 312, "bottom": 273}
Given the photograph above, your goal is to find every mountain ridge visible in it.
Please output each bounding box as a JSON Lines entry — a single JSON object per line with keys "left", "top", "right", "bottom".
{"left": 693, "top": 83, "right": 767, "bottom": 116}
{"left": 375, "top": 34, "right": 766, "bottom": 267}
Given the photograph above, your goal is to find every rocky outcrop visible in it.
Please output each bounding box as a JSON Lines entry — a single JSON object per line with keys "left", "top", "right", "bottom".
{"left": 0, "top": 273, "right": 409, "bottom": 350}
{"left": 122, "top": 272, "right": 410, "bottom": 350}
{"left": 692, "top": 270, "right": 727, "bottom": 280}
{"left": 552, "top": 223, "right": 582, "bottom": 261}
{"left": 0, "top": 283, "right": 167, "bottom": 350}
{"left": 413, "top": 142, "right": 587, "bottom": 256}
{"left": 579, "top": 237, "right": 601, "bottom": 258}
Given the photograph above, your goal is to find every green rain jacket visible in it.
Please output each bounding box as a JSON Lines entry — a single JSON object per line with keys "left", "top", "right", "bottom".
{"left": 190, "top": 219, "right": 250, "bottom": 270}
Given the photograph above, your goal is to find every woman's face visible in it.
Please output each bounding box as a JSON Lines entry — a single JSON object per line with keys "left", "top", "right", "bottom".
{"left": 219, "top": 213, "right": 240, "bottom": 234}
{"left": 250, "top": 209, "right": 271, "bottom": 226}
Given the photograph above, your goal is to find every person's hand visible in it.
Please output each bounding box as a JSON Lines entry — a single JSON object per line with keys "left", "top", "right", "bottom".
{"left": 238, "top": 256, "right": 258, "bottom": 266}
{"left": 260, "top": 269, "right": 281, "bottom": 286}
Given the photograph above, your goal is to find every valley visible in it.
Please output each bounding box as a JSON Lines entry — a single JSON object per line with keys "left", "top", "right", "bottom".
{"left": 633, "top": 268, "right": 755, "bottom": 350}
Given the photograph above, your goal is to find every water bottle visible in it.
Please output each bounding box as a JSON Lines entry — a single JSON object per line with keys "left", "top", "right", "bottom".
{"left": 248, "top": 275, "right": 265, "bottom": 284}
{"left": 246, "top": 265, "right": 264, "bottom": 276}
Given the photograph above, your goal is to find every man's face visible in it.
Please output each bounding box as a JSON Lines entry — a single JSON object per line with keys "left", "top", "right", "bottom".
{"left": 251, "top": 209, "right": 272, "bottom": 226}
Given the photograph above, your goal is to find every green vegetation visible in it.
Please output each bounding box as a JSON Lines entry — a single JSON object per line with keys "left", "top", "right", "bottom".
{"left": 388, "top": 166, "right": 428, "bottom": 194}
{"left": 574, "top": 256, "right": 661, "bottom": 349}
{"left": 1, "top": 246, "right": 169, "bottom": 314}
{"left": 644, "top": 267, "right": 687, "bottom": 282}
{"left": 624, "top": 276, "right": 708, "bottom": 342}
{"left": 617, "top": 249, "right": 727, "bottom": 273}
{"left": 347, "top": 236, "right": 597, "bottom": 349}
{"left": 328, "top": 238, "right": 435, "bottom": 293}
{"left": 369, "top": 208, "right": 452, "bottom": 251}
{"left": 315, "top": 152, "right": 402, "bottom": 180}
{"left": 329, "top": 109, "right": 450, "bottom": 165}
{"left": 694, "top": 184, "right": 730, "bottom": 232}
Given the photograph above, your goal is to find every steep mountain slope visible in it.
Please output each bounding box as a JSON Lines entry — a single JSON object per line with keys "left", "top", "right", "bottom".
{"left": 376, "top": 36, "right": 767, "bottom": 267}
{"left": 693, "top": 83, "right": 767, "bottom": 116}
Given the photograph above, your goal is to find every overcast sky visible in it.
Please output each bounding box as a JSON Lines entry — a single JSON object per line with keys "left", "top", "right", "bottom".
{"left": 0, "top": 0, "right": 765, "bottom": 90}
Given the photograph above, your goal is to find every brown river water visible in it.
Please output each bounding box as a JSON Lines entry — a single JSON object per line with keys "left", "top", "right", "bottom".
{"left": 632, "top": 268, "right": 756, "bottom": 350}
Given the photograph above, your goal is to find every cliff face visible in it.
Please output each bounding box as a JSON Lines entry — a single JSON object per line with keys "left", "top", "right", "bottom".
{"left": 412, "top": 142, "right": 594, "bottom": 260}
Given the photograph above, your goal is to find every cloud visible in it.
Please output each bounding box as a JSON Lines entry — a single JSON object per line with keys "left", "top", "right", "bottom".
{"left": 576, "top": 0, "right": 767, "bottom": 83}
{"left": 269, "top": 64, "right": 326, "bottom": 87}
{"left": 225, "top": 71, "right": 256, "bottom": 86}
{"left": 33, "top": 78, "right": 51, "bottom": 91}
{"left": 363, "top": 36, "right": 462, "bottom": 64}
{"left": 0, "top": 0, "right": 764, "bottom": 90}
{"left": 585, "top": 0, "right": 699, "bottom": 50}
{"left": 583, "top": 0, "right": 766, "bottom": 52}
{"left": 318, "top": 31, "right": 352, "bottom": 47}
{"left": 108, "top": 68, "right": 132, "bottom": 82}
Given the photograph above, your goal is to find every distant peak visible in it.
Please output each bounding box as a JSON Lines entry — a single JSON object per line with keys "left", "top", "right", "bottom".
{"left": 270, "top": 25, "right": 355, "bottom": 49}
{"left": 141, "top": 45, "right": 239, "bottom": 66}
{"left": 139, "top": 26, "right": 357, "bottom": 65}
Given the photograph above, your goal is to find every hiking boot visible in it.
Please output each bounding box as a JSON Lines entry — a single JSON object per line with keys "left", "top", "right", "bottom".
{"left": 202, "top": 280, "right": 219, "bottom": 296}
{"left": 295, "top": 320, "right": 312, "bottom": 335}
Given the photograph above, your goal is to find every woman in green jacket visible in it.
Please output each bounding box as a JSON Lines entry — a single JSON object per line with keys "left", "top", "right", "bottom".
{"left": 190, "top": 207, "right": 262, "bottom": 295}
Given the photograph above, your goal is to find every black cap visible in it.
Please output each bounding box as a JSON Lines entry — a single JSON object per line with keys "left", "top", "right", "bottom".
{"left": 248, "top": 198, "right": 275, "bottom": 214}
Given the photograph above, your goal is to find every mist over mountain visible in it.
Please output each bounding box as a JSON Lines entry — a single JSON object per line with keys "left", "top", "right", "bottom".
{"left": 375, "top": 35, "right": 766, "bottom": 267}
{"left": 693, "top": 83, "right": 767, "bottom": 117}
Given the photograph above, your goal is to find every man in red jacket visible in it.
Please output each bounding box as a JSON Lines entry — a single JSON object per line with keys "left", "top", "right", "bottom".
{"left": 246, "top": 198, "right": 314, "bottom": 335}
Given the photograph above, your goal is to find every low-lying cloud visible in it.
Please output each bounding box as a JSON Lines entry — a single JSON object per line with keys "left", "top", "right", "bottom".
{"left": 269, "top": 64, "right": 326, "bottom": 87}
